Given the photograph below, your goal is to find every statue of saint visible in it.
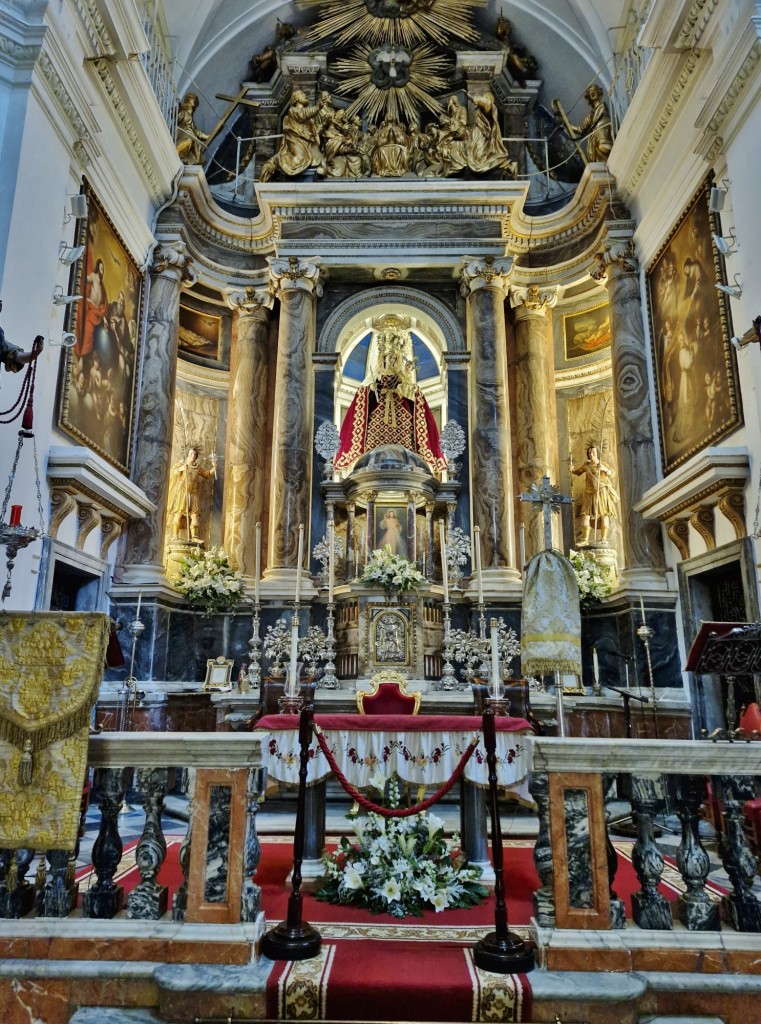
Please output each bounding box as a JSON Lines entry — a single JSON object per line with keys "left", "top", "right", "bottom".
{"left": 371, "top": 117, "right": 411, "bottom": 177}
{"left": 569, "top": 83, "right": 613, "bottom": 164}
{"left": 571, "top": 443, "right": 619, "bottom": 545}
{"left": 176, "top": 94, "right": 209, "bottom": 165}
{"left": 259, "top": 91, "right": 326, "bottom": 181}
{"left": 168, "top": 446, "right": 215, "bottom": 542}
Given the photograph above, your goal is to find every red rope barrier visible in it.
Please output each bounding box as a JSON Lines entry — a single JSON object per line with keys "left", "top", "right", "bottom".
{"left": 314, "top": 725, "right": 480, "bottom": 817}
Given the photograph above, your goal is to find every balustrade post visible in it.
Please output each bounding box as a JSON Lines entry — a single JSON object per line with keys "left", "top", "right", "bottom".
{"left": 127, "top": 768, "right": 169, "bottom": 920}
{"left": 35, "top": 849, "right": 76, "bottom": 918}
{"left": 529, "top": 771, "right": 555, "bottom": 927}
{"left": 602, "top": 773, "right": 626, "bottom": 929}
{"left": 82, "top": 768, "right": 129, "bottom": 919}
{"left": 673, "top": 775, "right": 720, "bottom": 930}
{"left": 241, "top": 767, "right": 264, "bottom": 922}
{"left": 172, "top": 768, "right": 194, "bottom": 922}
{"left": 630, "top": 774, "right": 672, "bottom": 929}
{"left": 0, "top": 848, "right": 34, "bottom": 918}
{"left": 715, "top": 774, "right": 761, "bottom": 931}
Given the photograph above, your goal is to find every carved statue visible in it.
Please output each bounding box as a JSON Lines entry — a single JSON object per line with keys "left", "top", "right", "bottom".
{"left": 553, "top": 82, "right": 613, "bottom": 165}
{"left": 248, "top": 45, "right": 277, "bottom": 83}
{"left": 371, "top": 116, "right": 412, "bottom": 176}
{"left": 259, "top": 90, "right": 325, "bottom": 181}
{"left": 0, "top": 301, "right": 43, "bottom": 374}
{"left": 467, "top": 94, "right": 516, "bottom": 175}
{"left": 571, "top": 443, "right": 619, "bottom": 545}
{"left": 168, "top": 446, "right": 215, "bottom": 542}
{"left": 495, "top": 11, "right": 538, "bottom": 85}
{"left": 176, "top": 94, "right": 210, "bottom": 165}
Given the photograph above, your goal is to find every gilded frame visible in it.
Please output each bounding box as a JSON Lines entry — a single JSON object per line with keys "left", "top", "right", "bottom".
{"left": 203, "top": 656, "right": 234, "bottom": 692}
{"left": 365, "top": 604, "right": 415, "bottom": 669}
{"left": 562, "top": 302, "right": 611, "bottom": 360}
{"left": 57, "top": 182, "right": 143, "bottom": 474}
{"left": 646, "top": 177, "right": 742, "bottom": 474}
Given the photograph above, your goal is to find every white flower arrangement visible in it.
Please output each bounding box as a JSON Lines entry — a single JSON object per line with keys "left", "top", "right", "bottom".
{"left": 171, "top": 546, "right": 244, "bottom": 616}
{"left": 360, "top": 545, "right": 426, "bottom": 599}
{"left": 316, "top": 775, "right": 486, "bottom": 918}
{"left": 568, "top": 548, "right": 613, "bottom": 608}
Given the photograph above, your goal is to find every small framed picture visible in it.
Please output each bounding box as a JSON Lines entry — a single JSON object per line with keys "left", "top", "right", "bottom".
{"left": 203, "top": 656, "right": 234, "bottom": 692}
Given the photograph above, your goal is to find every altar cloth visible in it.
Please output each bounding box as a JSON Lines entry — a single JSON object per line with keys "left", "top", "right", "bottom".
{"left": 256, "top": 713, "right": 531, "bottom": 788}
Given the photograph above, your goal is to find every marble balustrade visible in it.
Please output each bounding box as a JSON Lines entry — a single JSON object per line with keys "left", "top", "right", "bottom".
{"left": 0, "top": 733, "right": 268, "bottom": 927}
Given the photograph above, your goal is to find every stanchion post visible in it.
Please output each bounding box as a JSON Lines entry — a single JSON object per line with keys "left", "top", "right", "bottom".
{"left": 260, "top": 703, "right": 321, "bottom": 961}
{"left": 473, "top": 708, "right": 535, "bottom": 974}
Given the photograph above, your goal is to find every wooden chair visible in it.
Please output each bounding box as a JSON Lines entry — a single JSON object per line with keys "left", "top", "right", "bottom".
{"left": 354, "top": 671, "right": 423, "bottom": 810}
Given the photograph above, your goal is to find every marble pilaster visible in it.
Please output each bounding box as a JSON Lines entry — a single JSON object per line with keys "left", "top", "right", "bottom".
{"left": 122, "top": 240, "right": 193, "bottom": 582}
{"left": 510, "top": 285, "right": 559, "bottom": 558}
{"left": 222, "top": 288, "right": 273, "bottom": 577}
{"left": 460, "top": 257, "right": 520, "bottom": 585}
{"left": 592, "top": 225, "right": 665, "bottom": 585}
{"left": 264, "top": 257, "right": 322, "bottom": 583}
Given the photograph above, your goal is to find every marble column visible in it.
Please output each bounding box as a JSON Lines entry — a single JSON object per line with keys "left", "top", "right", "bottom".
{"left": 592, "top": 225, "right": 665, "bottom": 584}
{"left": 510, "top": 285, "right": 559, "bottom": 558}
{"left": 264, "top": 257, "right": 322, "bottom": 584}
{"left": 222, "top": 287, "right": 273, "bottom": 577}
{"left": 460, "top": 257, "right": 520, "bottom": 585}
{"left": 345, "top": 501, "right": 356, "bottom": 579}
{"left": 122, "top": 239, "right": 193, "bottom": 582}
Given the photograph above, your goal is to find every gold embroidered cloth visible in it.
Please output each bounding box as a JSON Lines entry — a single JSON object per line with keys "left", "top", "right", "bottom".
{"left": 520, "top": 550, "right": 582, "bottom": 678}
{"left": 0, "top": 611, "right": 110, "bottom": 849}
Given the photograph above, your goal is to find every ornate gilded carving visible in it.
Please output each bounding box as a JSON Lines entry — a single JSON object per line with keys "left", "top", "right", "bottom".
{"left": 176, "top": 94, "right": 209, "bottom": 165}
{"left": 268, "top": 255, "right": 323, "bottom": 296}
{"left": 75, "top": 505, "right": 102, "bottom": 551}
{"left": 553, "top": 83, "right": 614, "bottom": 165}
{"left": 690, "top": 505, "right": 716, "bottom": 550}
{"left": 152, "top": 239, "right": 194, "bottom": 284}
{"left": 510, "top": 283, "right": 558, "bottom": 315}
{"left": 666, "top": 519, "right": 690, "bottom": 560}
{"left": 718, "top": 489, "right": 746, "bottom": 539}
{"left": 591, "top": 238, "right": 637, "bottom": 282}
{"left": 99, "top": 519, "right": 122, "bottom": 561}
{"left": 460, "top": 255, "right": 513, "bottom": 296}
{"left": 48, "top": 489, "right": 77, "bottom": 540}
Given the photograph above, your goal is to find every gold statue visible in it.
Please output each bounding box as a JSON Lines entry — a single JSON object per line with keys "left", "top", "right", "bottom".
{"left": 467, "top": 94, "right": 516, "bottom": 175}
{"left": 168, "top": 446, "right": 215, "bottom": 542}
{"left": 259, "top": 90, "right": 326, "bottom": 181}
{"left": 176, "top": 94, "right": 209, "bottom": 165}
{"left": 552, "top": 83, "right": 613, "bottom": 165}
{"left": 371, "top": 116, "right": 412, "bottom": 176}
{"left": 571, "top": 443, "right": 619, "bottom": 545}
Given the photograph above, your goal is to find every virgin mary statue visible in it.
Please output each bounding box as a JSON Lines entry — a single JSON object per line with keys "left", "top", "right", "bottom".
{"left": 334, "top": 315, "right": 447, "bottom": 475}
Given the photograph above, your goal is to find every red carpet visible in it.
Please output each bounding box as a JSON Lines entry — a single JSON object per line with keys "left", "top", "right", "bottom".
{"left": 266, "top": 939, "right": 533, "bottom": 1022}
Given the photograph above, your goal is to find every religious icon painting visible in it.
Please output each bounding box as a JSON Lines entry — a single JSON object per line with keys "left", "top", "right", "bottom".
{"left": 179, "top": 303, "right": 222, "bottom": 362}
{"left": 646, "top": 176, "right": 742, "bottom": 474}
{"left": 375, "top": 505, "right": 407, "bottom": 559}
{"left": 563, "top": 302, "right": 611, "bottom": 360}
{"left": 57, "top": 181, "right": 143, "bottom": 474}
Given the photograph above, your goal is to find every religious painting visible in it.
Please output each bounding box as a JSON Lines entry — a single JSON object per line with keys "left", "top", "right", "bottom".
{"left": 563, "top": 303, "right": 611, "bottom": 360}
{"left": 57, "top": 182, "right": 142, "bottom": 473}
{"left": 647, "top": 178, "right": 742, "bottom": 474}
{"left": 375, "top": 504, "right": 407, "bottom": 558}
{"left": 179, "top": 303, "right": 221, "bottom": 361}
{"left": 368, "top": 606, "right": 413, "bottom": 669}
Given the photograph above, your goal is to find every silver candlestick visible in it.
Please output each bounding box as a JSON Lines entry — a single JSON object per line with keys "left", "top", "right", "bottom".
{"left": 439, "top": 602, "right": 458, "bottom": 690}
{"left": 319, "top": 602, "right": 340, "bottom": 689}
{"left": 246, "top": 603, "right": 262, "bottom": 691}
{"left": 636, "top": 619, "right": 660, "bottom": 739}
{"left": 119, "top": 612, "right": 145, "bottom": 732}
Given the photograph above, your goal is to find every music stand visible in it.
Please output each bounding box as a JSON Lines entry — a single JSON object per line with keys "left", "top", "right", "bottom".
{"left": 685, "top": 621, "right": 761, "bottom": 738}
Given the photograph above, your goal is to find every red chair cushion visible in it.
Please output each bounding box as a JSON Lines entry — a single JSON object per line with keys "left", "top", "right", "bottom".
{"left": 360, "top": 682, "right": 417, "bottom": 716}
{"left": 740, "top": 702, "right": 761, "bottom": 733}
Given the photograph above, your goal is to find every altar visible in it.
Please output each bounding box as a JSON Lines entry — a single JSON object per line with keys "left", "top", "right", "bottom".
{"left": 256, "top": 712, "right": 533, "bottom": 881}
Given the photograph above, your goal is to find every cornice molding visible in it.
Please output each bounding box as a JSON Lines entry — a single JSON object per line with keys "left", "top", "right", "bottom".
{"left": 36, "top": 48, "right": 99, "bottom": 162}
{"left": 0, "top": 5, "right": 45, "bottom": 74}
{"left": 695, "top": 19, "right": 761, "bottom": 160}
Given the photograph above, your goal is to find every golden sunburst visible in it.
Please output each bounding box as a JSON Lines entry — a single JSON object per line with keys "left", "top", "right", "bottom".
{"left": 333, "top": 43, "right": 449, "bottom": 123}
{"left": 301, "top": 0, "right": 486, "bottom": 48}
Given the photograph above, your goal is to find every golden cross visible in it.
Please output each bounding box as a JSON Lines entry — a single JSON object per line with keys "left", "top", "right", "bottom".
{"left": 208, "top": 87, "right": 260, "bottom": 145}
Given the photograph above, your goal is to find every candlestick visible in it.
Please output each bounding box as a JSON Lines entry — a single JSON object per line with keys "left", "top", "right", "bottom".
{"left": 490, "top": 617, "right": 502, "bottom": 698}
{"left": 474, "top": 526, "right": 484, "bottom": 605}
{"left": 625, "top": 662, "right": 630, "bottom": 690}
{"left": 136, "top": 589, "right": 142, "bottom": 620}
{"left": 592, "top": 646, "right": 599, "bottom": 683}
{"left": 328, "top": 521, "right": 335, "bottom": 603}
{"left": 295, "top": 523, "right": 304, "bottom": 604}
{"left": 554, "top": 670, "right": 566, "bottom": 738}
{"left": 519, "top": 523, "right": 526, "bottom": 570}
{"left": 9, "top": 505, "right": 22, "bottom": 527}
{"left": 255, "top": 522, "right": 261, "bottom": 604}
{"left": 439, "top": 520, "right": 449, "bottom": 603}
{"left": 288, "top": 616, "right": 299, "bottom": 697}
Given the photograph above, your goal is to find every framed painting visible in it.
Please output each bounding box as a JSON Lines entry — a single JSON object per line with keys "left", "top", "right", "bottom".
{"left": 179, "top": 303, "right": 222, "bottom": 361}
{"left": 58, "top": 183, "right": 143, "bottom": 473}
{"left": 375, "top": 504, "right": 407, "bottom": 558}
{"left": 563, "top": 302, "right": 611, "bottom": 360}
{"left": 646, "top": 178, "right": 742, "bottom": 474}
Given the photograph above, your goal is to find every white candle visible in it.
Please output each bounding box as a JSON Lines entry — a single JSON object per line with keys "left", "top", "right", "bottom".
{"left": 555, "top": 670, "right": 566, "bottom": 737}
{"left": 520, "top": 524, "right": 528, "bottom": 573}
{"left": 254, "top": 522, "right": 261, "bottom": 604}
{"left": 474, "top": 526, "right": 484, "bottom": 605}
{"left": 490, "top": 617, "right": 502, "bottom": 698}
{"left": 593, "top": 646, "right": 599, "bottom": 684}
{"left": 625, "top": 663, "right": 630, "bottom": 690}
{"left": 640, "top": 594, "right": 646, "bottom": 624}
{"left": 439, "top": 521, "right": 449, "bottom": 603}
{"left": 135, "top": 590, "right": 142, "bottom": 620}
{"left": 295, "top": 523, "right": 304, "bottom": 604}
{"left": 288, "top": 618, "right": 299, "bottom": 696}
{"left": 328, "top": 521, "right": 335, "bottom": 603}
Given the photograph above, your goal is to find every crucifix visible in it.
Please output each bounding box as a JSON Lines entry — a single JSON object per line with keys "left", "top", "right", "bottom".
{"left": 519, "top": 475, "right": 572, "bottom": 551}
{"left": 208, "top": 87, "right": 261, "bottom": 146}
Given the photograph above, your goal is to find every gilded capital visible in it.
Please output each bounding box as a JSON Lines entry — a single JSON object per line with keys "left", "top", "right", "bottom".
{"left": 151, "top": 239, "right": 195, "bottom": 283}
{"left": 268, "top": 255, "right": 324, "bottom": 297}
{"left": 459, "top": 255, "right": 513, "bottom": 297}
{"left": 591, "top": 238, "right": 637, "bottom": 282}
{"left": 224, "top": 285, "right": 274, "bottom": 317}
{"left": 509, "top": 284, "right": 558, "bottom": 316}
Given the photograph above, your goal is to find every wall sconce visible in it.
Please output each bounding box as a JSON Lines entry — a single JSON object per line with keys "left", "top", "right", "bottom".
{"left": 63, "top": 194, "right": 88, "bottom": 224}
{"left": 52, "top": 285, "right": 83, "bottom": 306}
{"left": 712, "top": 230, "right": 737, "bottom": 256}
{"left": 709, "top": 182, "right": 729, "bottom": 212}
{"left": 58, "top": 242, "right": 85, "bottom": 266}
{"left": 47, "top": 332, "right": 77, "bottom": 349}
{"left": 716, "top": 274, "right": 742, "bottom": 299}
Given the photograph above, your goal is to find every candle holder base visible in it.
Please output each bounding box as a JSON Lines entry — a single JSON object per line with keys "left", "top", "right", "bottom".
{"left": 278, "top": 695, "right": 305, "bottom": 715}
{"left": 261, "top": 918, "right": 321, "bottom": 962}
{"left": 485, "top": 697, "right": 511, "bottom": 716}
{"left": 473, "top": 931, "right": 534, "bottom": 974}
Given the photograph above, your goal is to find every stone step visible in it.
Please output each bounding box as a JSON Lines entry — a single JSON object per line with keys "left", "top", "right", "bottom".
{"left": 69, "top": 1012, "right": 162, "bottom": 1024}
